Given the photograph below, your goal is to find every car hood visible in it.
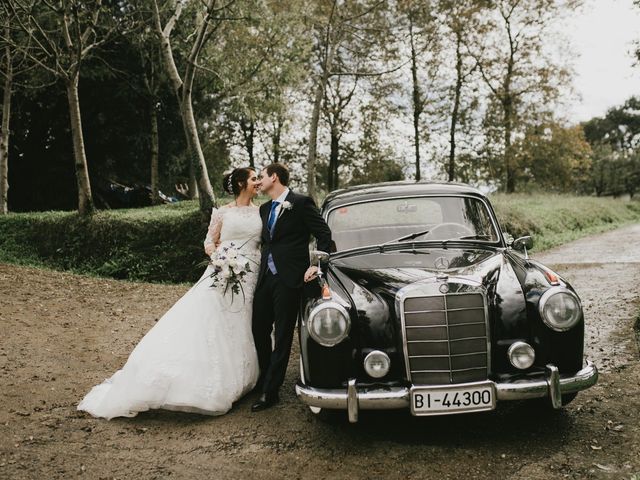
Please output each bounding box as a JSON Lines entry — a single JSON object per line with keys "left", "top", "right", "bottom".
{"left": 328, "top": 247, "right": 529, "bottom": 346}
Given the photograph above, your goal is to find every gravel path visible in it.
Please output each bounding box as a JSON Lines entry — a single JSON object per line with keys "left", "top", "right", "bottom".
{"left": 1, "top": 224, "right": 639, "bottom": 479}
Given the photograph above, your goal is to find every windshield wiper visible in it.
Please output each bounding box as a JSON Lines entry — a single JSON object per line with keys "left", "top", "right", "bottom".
{"left": 381, "top": 229, "right": 431, "bottom": 246}
{"left": 453, "top": 234, "right": 494, "bottom": 241}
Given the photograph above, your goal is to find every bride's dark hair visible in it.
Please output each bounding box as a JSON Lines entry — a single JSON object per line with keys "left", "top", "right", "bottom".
{"left": 222, "top": 167, "right": 254, "bottom": 196}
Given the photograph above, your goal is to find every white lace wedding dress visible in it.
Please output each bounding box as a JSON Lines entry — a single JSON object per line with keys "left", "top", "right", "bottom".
{"left": 78, "top": 205, "right": 261, "bottom": 419}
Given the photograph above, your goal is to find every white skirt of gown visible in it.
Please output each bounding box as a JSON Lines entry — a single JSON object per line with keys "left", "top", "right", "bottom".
{"left": 78, "top": 259, "right": 260, "bottom": 419}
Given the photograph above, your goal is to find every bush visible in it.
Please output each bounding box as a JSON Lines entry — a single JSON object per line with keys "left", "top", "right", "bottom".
{"left": 0, "top": 201, "right": 208, "bottom": 283}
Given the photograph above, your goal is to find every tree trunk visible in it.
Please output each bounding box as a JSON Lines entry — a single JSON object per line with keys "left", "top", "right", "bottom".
{"left": 240, "top": 118, "right": 255, "bottom": 168}
{"left": 65, "top": 75, "right": 94, "bottom": 215}
{"left": 150, "top": 102, "right": 161, "bottom": 205}
{"left": 328, "top": 126, "right": 339, "bottom": 191}
{"left": 448, "top": 31, "right": 463, "bottom": 183}
{"left": 0, "top": 46, "right": 11, "bottom": 215}
{"left": 308, "top": 78, "right": 326, "bottom": 199}
{"left": 308, "top": 37, "right": 336, "bottom": 199}
{"left": 503, "top": 97, "right": 514, "bottom": 193}
{"left": 181, "top": 89, "right": 214, "bottom": 211}
{"left": 409, "top": 18, "right": 421, "bottom": 181}
{"left": 272, "top": 115, "right": 282, "bottom": 163}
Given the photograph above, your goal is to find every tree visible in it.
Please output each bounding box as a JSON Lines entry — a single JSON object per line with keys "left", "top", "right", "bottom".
{"left": 305, "top": 0, "right": 396, "bottom": 198}
{"left": 0, "top": 15, "right": 15, "bottom": 214}
{"left": 306, "top": 0, "right": 338, "bottom": 199}
{"left": 471, "top": 0, "right": 579, "bottom": 192}
{"left": 513, "top": 122, "right": 592, "bottom": 192}
{"left": 2, "top": 0, "right": 124, "bottom": 215}
{"left": 438, "top": 0, "right": 486, "bottom": 182}
{"left": 349, "top": 102, "right": 404, "bottom": 186}
{"left": 583, "top": 96, "right": 640, "bottom": 197}
{"left": 222, "top": 2, "right": 310, "bottom": 169}
{"left": 395, "top": 0, "right": 442, "bottom": 181}
{"left": 150, "top": 0, "right": 220, "bottom": 212}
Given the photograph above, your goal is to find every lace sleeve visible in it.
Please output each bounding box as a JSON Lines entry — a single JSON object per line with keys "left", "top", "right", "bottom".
{"left": 204, "top": 208, "right": 223, "bottom": 256}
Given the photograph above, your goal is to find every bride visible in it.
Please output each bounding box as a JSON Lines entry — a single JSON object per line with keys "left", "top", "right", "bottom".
{"left": 78, "top": 167, "right": 262, "bottom": 419}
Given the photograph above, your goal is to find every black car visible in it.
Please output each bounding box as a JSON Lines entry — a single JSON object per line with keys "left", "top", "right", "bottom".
{"left": 296, "top": 181, "right": 598, "bottom": 422}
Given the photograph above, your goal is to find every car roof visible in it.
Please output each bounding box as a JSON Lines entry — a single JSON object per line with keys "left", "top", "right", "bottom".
{"left": 322, "top": 181, "right": 487, "bottom": 209}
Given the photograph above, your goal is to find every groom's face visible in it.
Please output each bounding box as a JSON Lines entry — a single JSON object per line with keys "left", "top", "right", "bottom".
{"left": 259, "top": 169, "right": 274, "bottom": 193}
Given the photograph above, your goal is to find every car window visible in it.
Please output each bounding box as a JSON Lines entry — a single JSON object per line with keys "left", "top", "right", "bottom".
{"left": 327, "top": 196, "right": 499, "bottom": 251}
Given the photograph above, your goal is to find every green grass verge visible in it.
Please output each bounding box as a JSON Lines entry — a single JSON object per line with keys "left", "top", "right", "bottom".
{"left": 1, "top": 194, "right": 639, "bottom": 283}
{"left": 490, "top": 194, "right": 640, "bottom": 251}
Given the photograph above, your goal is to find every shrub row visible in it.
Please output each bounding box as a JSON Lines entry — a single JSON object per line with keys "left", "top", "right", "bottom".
{"left": 0, "top": 201, "right": 208, "bottom": 283}
{"left": 1, "top": 195, "right": 639, "bottom": 283}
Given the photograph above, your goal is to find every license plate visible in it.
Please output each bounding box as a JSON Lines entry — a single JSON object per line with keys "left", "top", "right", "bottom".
{"left": 410, "top": 382, "right": 496, "bottom": 416}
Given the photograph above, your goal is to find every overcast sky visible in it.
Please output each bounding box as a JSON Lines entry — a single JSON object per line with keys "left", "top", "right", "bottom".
{"left": 565, "top": 0, "right": 640, "bottom": 122}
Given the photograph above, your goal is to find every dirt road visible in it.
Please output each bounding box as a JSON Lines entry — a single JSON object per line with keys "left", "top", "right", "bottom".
{"left": 1, "top": 225, "right": 639, "bottom": 479}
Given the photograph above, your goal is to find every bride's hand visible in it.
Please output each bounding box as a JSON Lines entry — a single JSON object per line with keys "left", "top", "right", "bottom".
{"left": 304, "top": 266, "right": 319, "bottom": 283}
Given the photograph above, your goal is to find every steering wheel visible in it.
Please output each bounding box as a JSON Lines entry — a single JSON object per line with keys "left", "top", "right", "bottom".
{"left": 424, "top": 222, "right": 474, "bottom": 240}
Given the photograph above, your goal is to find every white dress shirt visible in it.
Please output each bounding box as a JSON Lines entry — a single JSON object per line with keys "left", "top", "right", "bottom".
{"left": 270, "top": 187, "right": 290, "bottom": 227}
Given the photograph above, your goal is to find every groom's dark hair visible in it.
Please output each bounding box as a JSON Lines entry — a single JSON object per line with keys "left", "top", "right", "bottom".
{"left": 265, "top": 163, "right": 290, "bottom": 186}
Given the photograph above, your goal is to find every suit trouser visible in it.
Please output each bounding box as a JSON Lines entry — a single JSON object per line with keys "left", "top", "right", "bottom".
{"left": 252, "top": 270, "right": 301, "bottom": 396}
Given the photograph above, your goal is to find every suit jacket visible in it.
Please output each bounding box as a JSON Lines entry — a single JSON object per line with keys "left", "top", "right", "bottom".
{"left": 258, "top": 190, "right": 332, "bottom": 289}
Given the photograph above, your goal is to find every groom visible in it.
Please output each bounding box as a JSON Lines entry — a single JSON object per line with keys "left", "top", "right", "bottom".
{"left": 251, "top": 163, "right": 332, "bottom": 412}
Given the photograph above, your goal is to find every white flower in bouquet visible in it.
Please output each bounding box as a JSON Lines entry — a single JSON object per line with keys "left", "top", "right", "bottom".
{"left": 206, "top": 237, "right": 258, "bottom": 303}
{"left": 212, "top": 258, "right": 224, "bottom": 268}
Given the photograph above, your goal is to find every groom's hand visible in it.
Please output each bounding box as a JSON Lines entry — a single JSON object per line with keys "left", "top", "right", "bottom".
{"left": 303, "top": 266, "right": 319, "bottom": 283}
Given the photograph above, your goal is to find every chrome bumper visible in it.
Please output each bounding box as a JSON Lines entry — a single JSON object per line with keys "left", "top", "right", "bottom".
{"left": 295, "top": 361, "right": 598, "bottom": 423}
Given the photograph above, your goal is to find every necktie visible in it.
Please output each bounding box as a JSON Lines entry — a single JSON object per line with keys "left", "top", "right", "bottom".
{"left": 267, "top": 201, "right": 280, "bottom": 234}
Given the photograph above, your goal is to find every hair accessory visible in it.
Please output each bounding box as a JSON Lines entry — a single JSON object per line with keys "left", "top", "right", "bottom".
{"left": 227, "top": 172, "right": 234, "bottom": 194}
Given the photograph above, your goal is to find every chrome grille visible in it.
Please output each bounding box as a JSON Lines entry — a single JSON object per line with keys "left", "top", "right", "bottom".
{"left": 403, "top": 293, "right": 489, "bottom": 384}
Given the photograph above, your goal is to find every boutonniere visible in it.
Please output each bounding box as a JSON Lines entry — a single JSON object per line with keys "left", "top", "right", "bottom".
{"left": 281, "top": 201, "right": 293, "bottom": 211}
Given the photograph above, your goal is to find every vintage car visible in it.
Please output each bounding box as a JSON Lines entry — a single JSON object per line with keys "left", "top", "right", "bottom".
{"left": 296, "top": 181, "right": 598, "bottom": 422}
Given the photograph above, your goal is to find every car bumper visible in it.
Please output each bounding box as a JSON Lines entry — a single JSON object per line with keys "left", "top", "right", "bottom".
{"left": 295, "top": 361, "right": 598, "bottom": 423}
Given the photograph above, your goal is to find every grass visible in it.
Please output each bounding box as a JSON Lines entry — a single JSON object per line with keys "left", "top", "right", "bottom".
{"left": 490, "top": 194, "right": 640, "bottom": 251}
{"left": 1, "top": 194, "right": 639, "bottom": 284}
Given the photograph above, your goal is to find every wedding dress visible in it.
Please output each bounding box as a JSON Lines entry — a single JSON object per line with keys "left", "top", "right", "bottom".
{"left": 78, "top": 205, "right": 262, "bottom": 419}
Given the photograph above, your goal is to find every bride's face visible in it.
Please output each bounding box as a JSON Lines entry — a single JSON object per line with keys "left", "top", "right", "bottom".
{"left": 243, "top": 170, "right": 260, "bottom": 197}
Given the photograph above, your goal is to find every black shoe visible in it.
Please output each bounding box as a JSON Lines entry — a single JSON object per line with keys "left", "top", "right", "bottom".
{"left": 251, "top": 392, "right": 280, "bottom": 412}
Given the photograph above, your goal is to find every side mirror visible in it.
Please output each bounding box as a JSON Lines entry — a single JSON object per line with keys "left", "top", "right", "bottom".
{"left": 513, "top": 236, "right": 533, "bottom": 250}
{"left": 512, "top": 236, "right": 533, "bottom": 259}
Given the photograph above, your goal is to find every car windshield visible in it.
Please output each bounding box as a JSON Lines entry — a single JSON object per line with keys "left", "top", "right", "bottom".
{"left": 327, "top": 196, "right": 500, "bottom": 252}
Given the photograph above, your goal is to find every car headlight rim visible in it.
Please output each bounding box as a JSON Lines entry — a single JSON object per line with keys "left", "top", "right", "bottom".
{"left": 538, "top": 286, "right": 582, "bottom": 332}
{"left": 364, "top": 350, "right": 391, "bottom": 378}
{"left": 308, "top": 301, "right": 351, "bottom": 347}
{"left": 507, "top": 341, "right": 535, "bottom": 370}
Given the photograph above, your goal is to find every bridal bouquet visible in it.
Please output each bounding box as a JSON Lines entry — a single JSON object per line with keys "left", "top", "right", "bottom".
{"left": 209, "top": 242, "right": 253, "bottom": 302}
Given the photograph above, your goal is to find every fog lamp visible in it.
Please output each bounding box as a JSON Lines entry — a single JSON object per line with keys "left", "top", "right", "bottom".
{"left": 308, "top": 301, "right": 350, "bottom": 347}
{"left": 364, "top": 350, "right": 390, "bottom": 378}
{"left": 508, "top": 341, "right": 535, "bottom": 370}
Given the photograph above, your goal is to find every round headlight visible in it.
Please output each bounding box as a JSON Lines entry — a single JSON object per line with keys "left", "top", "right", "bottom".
{"left": 308, "top": 302, "right": 350, "bottom": 347}
{"left": 508, "top": 341, "right": 535, "bottom": 369}
{"left": 539, "top": 287, "right": 582, "bottom": 332}
{"left": 364, "top": 350, "right": 390, "bottom": 378}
